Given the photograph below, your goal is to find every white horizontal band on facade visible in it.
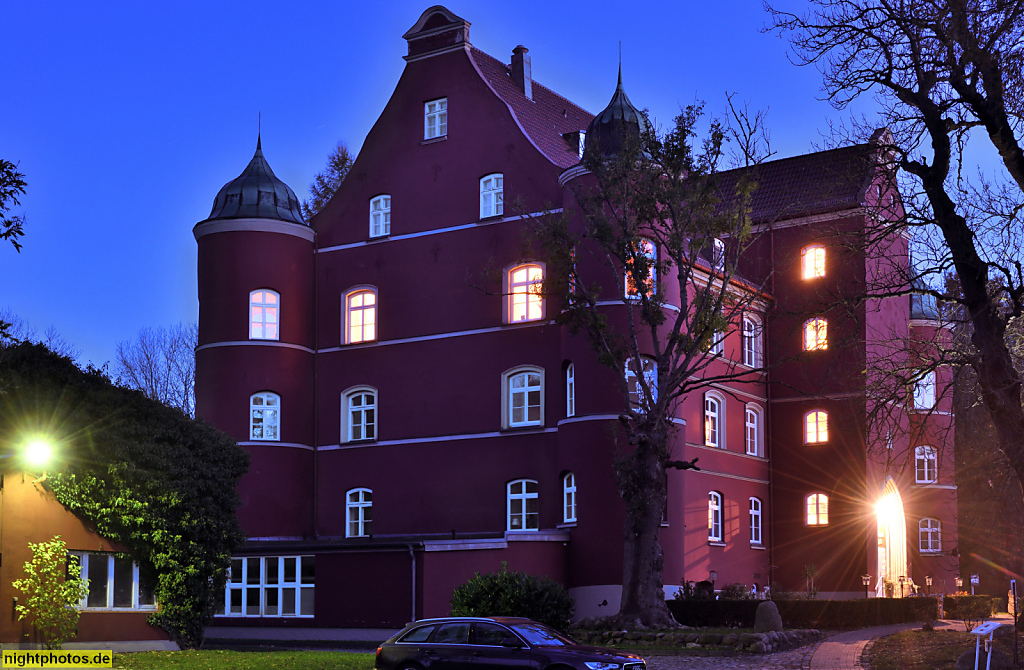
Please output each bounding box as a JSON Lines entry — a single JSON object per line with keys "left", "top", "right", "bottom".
{"left": 317, "top": 209, "right": 563, "bottom": 254}
{"left": 690, "top": 467, "right": 769, "bottom": 485}
{"left": 686, "top": 442, "right": 769, "bottom": 461}
{"left": 557, "top": 414, "right": 686, "bottom": 427}
{"left": 238, "top": 441, "right": 315, "bottom": 451}
{"left": 197, "top": 341, "right": 316, "bottom": 354}
{"left": 318, "top": 320, "right": 553, "bottom": 353}
{"left": 193, "top": 217, "right": 316, "bottom": 242}
{"left": 593, "top": 299, "right": 682, "bottom": 313}
{"left": 916, "top": 484, "right": 957, "bottom": 490}
{"left": 769, "top": 392, "right": 863, "bottom": 404}
{"left": 319, "top": 427, "right": 559, "bottom": 451}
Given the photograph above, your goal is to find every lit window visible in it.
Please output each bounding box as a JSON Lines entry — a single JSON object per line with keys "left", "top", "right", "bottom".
{"left": 749, "top": 497, "right": 763, "bottom": 545}
{"left": 745, "top": 405, "right": 762, "bottom": 456}
{"left": 915, "top": 445, "right": 937, "bottom": 483}
{"left": 346, "top": 488, "right": 373, "bottom": 538}
{"left": 626, "top": 357, "right": 658, "bottom": 412}
{"left": 70, "top": 553, "right": 156, "bottom": 610}
{"left": 625, "top": 238, "right": 657, "bottom": 298}
{"left": 919, "top": 518, "right": 941, "bottom": 553}
{"left": 566, "top": 363, "right": 575, "bottom": 417}
{"left": 806, "top": 493, "right": 829, "bottom": 525}
{"left": 223, "top": 556, "right": 314, "bottom": 617}
{"left": 742, "top": 316, "right": 762, "bottom": 367}
{"left": 803, "top": 318, "right": 828, "bottom": 351}
{"left": 704, "top": 392, "right": 724, "bottom": 448}
{"left": 370, "top": 195, "right": 391, "bottom": 238}
{"left": 250, "top": 290, "right": 279, "bottom": 340}
{"left": 509, "top": 264, "right": 543, "bottom": 322}
{"left": 508, "top": 479, "right": 539, "bottom": 531}
{"left": 343, "top": 389, "right": 377, "bottom": 442}
{"left": 801, "top": 245, "right": 826, "bottom": 279}
{"left": 505, "top": 367, "right": 543, "bottom": 428}
{"left": 563, "top": 472, "right": 577, "bottom": 523}
{"left": 913, "top": 370, "right": 936, "bottom": 410}
{"left": 424, "top": 98, "right": 447, "bottom": 139}
{"left": 804, "top": 410, "right": 828, "bottom": 444}
{"left": 345, "top": 289, "right": 377, "bottom": 344}
{"left": 480, "top": 174, "right": 504, "bottom": 218}
{"left": 250, "top": 392, "right": 280, "bottom": 441}
{"left": 708, "top": 491, "right": 723, "bottom": 542}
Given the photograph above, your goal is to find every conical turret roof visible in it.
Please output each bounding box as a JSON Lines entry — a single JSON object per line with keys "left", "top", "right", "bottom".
{"left": 584, "top": 64, "right": 651, "bottom": 160}
{"left": 205, "top": 137, "right": 305, "bottom": 225}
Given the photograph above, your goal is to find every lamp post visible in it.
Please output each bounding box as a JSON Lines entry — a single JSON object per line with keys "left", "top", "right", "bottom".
{"left": 955, "top": 576, "right": 963, "bottom": 591}
{"left": 898, "top": 575, "right": 906, "bottom": 598}
{"left": 862, "top": 575, "right": 871, "bottom": 599}
{"left": 925, "top": 575, "right": 933, "bottom": 596}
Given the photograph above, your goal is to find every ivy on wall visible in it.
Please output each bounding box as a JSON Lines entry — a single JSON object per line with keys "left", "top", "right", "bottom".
{"left": 0, "top": 343, "right": 249, "bottom": 648}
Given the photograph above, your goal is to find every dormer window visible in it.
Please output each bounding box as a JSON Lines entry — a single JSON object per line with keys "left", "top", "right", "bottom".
{"left": 425, "top": 98, "right": 447, "bottom": 140}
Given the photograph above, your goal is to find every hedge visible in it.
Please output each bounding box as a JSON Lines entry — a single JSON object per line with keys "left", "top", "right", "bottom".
{"left": 667, "top": 597, "right": 939, "bottom": 629}
{"left": 943, "top": 595, "right": 1000, "bottom": 621}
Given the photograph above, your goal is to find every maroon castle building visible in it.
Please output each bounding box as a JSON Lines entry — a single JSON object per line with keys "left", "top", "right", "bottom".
{"left": 194, "top": 6, "right": 958, "bottom": 634}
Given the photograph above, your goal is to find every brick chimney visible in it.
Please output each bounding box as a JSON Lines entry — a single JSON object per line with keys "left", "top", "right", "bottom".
{"left": 511, "top": 45, "right": 532, "bottom": 100}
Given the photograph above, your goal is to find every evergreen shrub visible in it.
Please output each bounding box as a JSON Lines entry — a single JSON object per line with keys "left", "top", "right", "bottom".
{"left": 450, "top": 563, "right": 574, "bottom": 632}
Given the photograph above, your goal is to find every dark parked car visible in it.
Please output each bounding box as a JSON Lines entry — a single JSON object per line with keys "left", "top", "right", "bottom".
{"left": 375, "top": 617, "right": 645, "bottom": 670}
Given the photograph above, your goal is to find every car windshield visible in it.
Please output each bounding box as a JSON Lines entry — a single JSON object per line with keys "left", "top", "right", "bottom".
{"left": 509, "top": 622, "right": 576, "bottom": 646}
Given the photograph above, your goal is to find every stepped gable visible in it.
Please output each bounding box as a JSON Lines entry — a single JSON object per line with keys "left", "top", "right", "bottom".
{"left": 470, "top": 47, "right": 593, "bottom": 169}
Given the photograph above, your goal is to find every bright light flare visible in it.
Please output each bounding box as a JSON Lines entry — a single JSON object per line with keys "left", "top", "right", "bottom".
{"left": 24, "top": 439, "right": 53, "bottom": 468}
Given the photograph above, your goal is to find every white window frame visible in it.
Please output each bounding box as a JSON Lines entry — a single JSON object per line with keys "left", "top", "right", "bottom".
{"left": 804, "top": 409, "right": 829, "bottom": 445}
{"left": 745, "top": 404, "right": 762, "bottom": 456}
{"left": 502, "top": 366, "right": 544, "bottom": 429}
{"left": 346, "top": 488, "right": 373, "bottom": 538}
{"left": 806, "top": 493, "right": 829, "bottom": 526}
{"left": 919, "top": 518, "right": 942, "bottom": 553}
{"left": 712, "top": 237, "right": 726, "bottom": 271}
{"left": 749, "top": 497, "right": 763, "bottom": 545}
{"left": 508, "top": 263, "right": 544, "bottom": 323}
{"left": 370, "top": 195, "right": 391, "bottom": 238}
{"left": 626, "top": 357, "right": 658, "bottom": 412}
{"left": 424, "top": 98, "right": 447, "bottom": 140}
{"left": 222, "top": 555, "right": 314, "bottom": 617}
{"left": 915, "top": 445, "right": 938, "bottom": 483}
{"left": 563, "top": 472, "right": 577, "bottom": 523}
{"left": 803, "top": 317, "right": 828, "bottom": 351}
{"left": 742, "top": 316, "right": 762, "bottom": 367}
{"left": 507, "top": 479, "right": 539, "bottom": 531}
{"left": 250, "top": 289, "right": 280, "bottom": 341}
{"left": 250, "top": 392, "right": 280, "bottom": 441}
{"left": 704, "top": 391, "right": 726, "bottom": 448}
{"left": 913, "top": 370, "right": 936, "bottom": 410}
{"left": 480, "top": 173, "right": 504, "bottom": 219}
{"left": 801, "top": 244, "right": 826, "bottom": 279}
{"left": 71, "top": 552, "right": 156, "bottom": 611}
{"left": 625, "top": 238, "right": 657, "bottom": 298}
{"left": 708, "top": 491, "right": 723, "bottom": 542}
{"left": 342, "top": 387, "right": 377, "bottom": 443}
{"left": 345, "top": 288, "right": 377, "bottom": 344}
{"left": 566, "top": 363, "right": 575, "bottom": 418}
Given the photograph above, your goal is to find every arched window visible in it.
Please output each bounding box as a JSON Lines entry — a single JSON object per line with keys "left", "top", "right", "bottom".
{"left": 346, "top": 488, "right": 372, "bottom": 538}
{"left": 369, "top": 195, "right": 391, "bottom": 238}
{"left": 742, "top": 316, "right": 762, "bottom": 367}
{"left": 566, "top": 363, "right": 575, "bottom": 417}
{"left": 704, "top": 391, "right": 725, "bottom": 448}
{"left": 507, "top": 479, "right": 538, "bottom": 531}
{"left": 250, "top": 289, "right": 279, "bottom": 340}
{"left": 913, "top": 370, "right": 936, "bottom": 410}
{"left": 915, "top": 446, "right": 938, "bottom": 483}
{"left": 919, "top": 518, "right": 941, "bottom": 553}
{"left": 250, "top": 392, "right": 280, "bottom": 441}
{"left": 480, "top": 173, "right": 503, "bottom": 218}
{"left": 806, "top": 493, "right": 829, "bottom": 525}
{"left": 626, "top": 357, "right": 658, "bottom": 412}
{"left": 708, "top": 491, "right": 723, "bottom": 542}
{"left": 749, "top": 497, "right": 763, "bottom": 545}
{"left": 804, "top": 410, "right": 829, "bottom": 444}
{"left": 343, "top": 388, "right": 377, "bottom": 442}
{"left": 345, "top": 288, "right": 377, "bottom": 344}
{"left": 745, "top": 404, "right": 762, "bottom": 456}
{"left": 563, "top": 472, "right": 577, "bottom": 523}
{"left": 801, "top": 245, "right": 826, "bottom": 279}
{"left": 803, "top": 318, "right": 828, "bottom": 351}
{"left": 625, "top": 238, "right": 657, "bottom": 298}
{"left": 508, "top": 264, "right": 544, "bottom": 322}
{"left": 503, "top": 367, "right": 544, "bottom": 428}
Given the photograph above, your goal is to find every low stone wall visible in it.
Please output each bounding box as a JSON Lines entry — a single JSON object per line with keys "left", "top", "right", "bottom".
{"left": 573, "top": 628, "right": 824, "bottom": 654}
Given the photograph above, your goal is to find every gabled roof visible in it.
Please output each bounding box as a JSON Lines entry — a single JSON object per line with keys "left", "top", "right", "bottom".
{"left": 470, "top": 47, "right": 593, "bottom": 169}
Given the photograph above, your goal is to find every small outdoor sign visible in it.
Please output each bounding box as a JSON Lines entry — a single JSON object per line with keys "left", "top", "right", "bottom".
{"left": 971, "top": 574, "right": 980, "bottom": 585}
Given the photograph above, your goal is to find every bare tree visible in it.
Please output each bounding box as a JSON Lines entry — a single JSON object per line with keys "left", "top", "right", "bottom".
{"left": 114, "top": 323, "right": 197, "bottom": 417}
{"left": 0, "top": 309, "right": 81, "bottom": 360}
{"left": 769, "top": 0, "right": 1024, "bottom": 505}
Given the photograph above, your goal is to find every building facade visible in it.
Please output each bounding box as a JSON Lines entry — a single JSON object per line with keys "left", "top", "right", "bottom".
{"left": 195, "top": 6, "right": 958, "bottom": 634}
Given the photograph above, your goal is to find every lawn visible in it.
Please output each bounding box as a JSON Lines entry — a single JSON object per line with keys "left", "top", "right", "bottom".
{"left": 113, "top": 650, "right": 376, "bottom": 670}
{"left": 869, "top": 630, "right": 1022, "bottom": 670}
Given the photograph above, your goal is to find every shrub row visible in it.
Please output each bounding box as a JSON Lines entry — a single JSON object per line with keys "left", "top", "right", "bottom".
{"left": 943, "top": 595, "right": 1000, "bottom": 620}
{"left": 666, "top": 597, "right": 939, "bottom": 629}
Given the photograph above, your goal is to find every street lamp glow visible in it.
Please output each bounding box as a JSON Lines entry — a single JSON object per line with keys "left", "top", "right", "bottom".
{"left": 24, "top": 439, "right": 53, "bottom": 468}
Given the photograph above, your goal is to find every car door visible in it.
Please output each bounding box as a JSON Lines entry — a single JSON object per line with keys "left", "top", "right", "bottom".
{"left": 420, "top": 621, "right": 474, "bottom": 670}
{"left": 467, "top": 622, "right": 538, "bottom": 670}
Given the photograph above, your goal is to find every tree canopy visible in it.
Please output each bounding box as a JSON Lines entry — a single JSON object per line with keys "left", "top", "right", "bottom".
{"left": 302, "top": 142, "right": 352, "bottom": 220}
{"left": 0, "top": 343, "right": 248, "bottom": 648}
{"left": 0, "top": 158, "right": 26, "bottom": 252}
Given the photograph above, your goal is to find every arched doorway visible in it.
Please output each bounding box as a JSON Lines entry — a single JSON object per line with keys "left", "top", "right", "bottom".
{"left": 876, "top": 478, "right": 907, "bottom": 597}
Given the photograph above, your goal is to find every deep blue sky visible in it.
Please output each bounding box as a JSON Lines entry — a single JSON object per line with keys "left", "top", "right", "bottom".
{"left": 2, "top": 0, "right": 871, "bottom": 368}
